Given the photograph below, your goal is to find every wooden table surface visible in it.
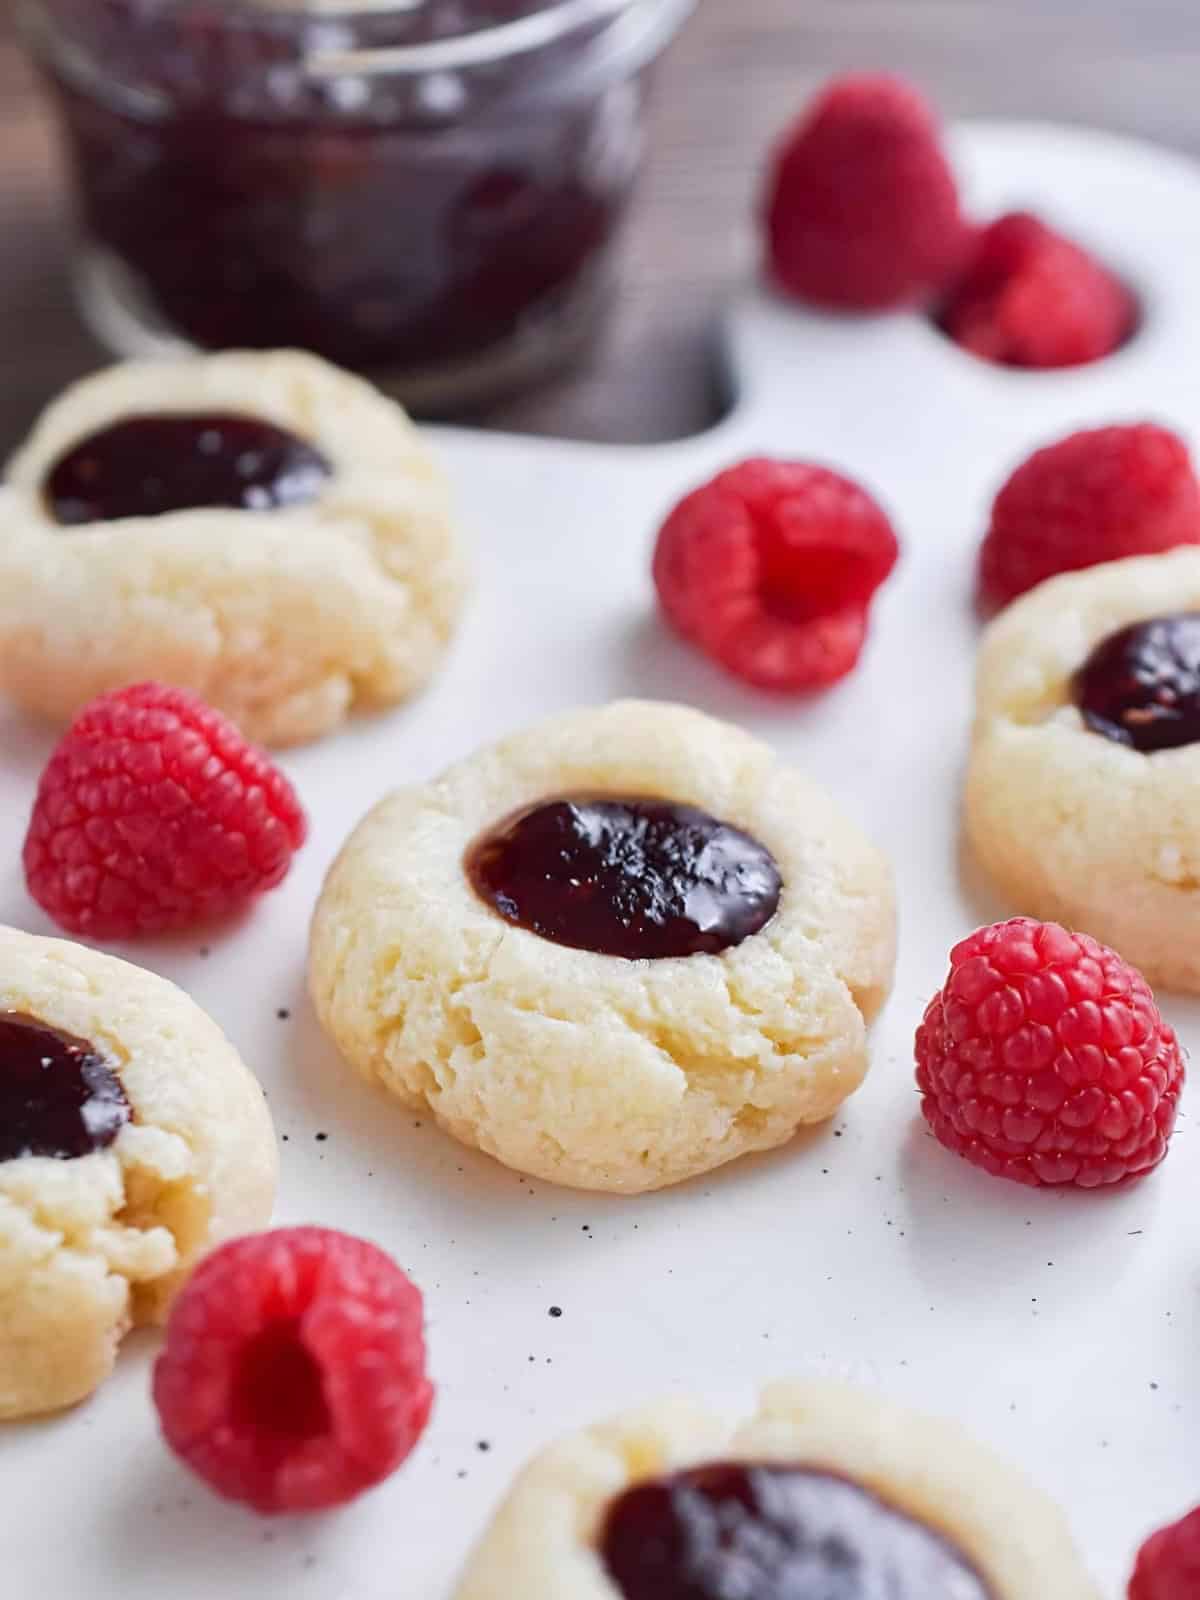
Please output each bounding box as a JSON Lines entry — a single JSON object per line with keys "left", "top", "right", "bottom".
{"left": 2, "top": 0, "right": 1199, "bottom": 450}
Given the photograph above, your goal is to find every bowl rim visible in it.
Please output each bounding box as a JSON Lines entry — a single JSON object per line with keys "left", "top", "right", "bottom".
{"left": 298, "top": 0, "right": 697, "bottom": 78}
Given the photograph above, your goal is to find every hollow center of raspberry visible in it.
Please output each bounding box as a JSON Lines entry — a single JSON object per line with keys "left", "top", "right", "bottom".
{"left": 600, "top": 1463, "right": 995, "bottom": 1600}
{"left": 466, "top": 794, "right": 782, "bottom": 960}
{"left": 0, "top": 1012, "right": 130, "bottom": 1163}
{"left": 757, "top": 543, "right": 875, "bottom": 624}
{"left": 43, "top": 414, "right": 332, "bottom": 526}
{"left": 232, "top": 1321, "right": 333, "bottom": 1442}
{"left": 1074, "top": 613, "right": 1200, "bottom": 752}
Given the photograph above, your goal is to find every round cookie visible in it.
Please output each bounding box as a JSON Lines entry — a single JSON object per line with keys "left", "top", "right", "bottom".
{"left": 966, "top": 547, "right": 1200, "bottom": 990}
{"left": 452, "top": 1381, "right": 1099, "bottom": 1599}
{"left": 0, "top": 350, "right": 467, "bottom": 747}
{"left": 308, "top": 700, "right": 895, "bottom": 1193}
{"left": 0, "top": 925, "right": 277, "bottom": 1418}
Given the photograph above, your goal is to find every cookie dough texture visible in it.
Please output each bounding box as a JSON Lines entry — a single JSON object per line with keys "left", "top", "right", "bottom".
{"left": 452, "top": 1381, "right": 1099, "bottom": 1600}
{"left": 0, "top": 350, "right": 467, "bottom": 747}
{"left": 309, "top": 700, "right": 896, "bottom": 1193}
{"left": 0, "top": 927, "right": 277, "bottom": 1418}
{"left": 967, "top": 548, "right": 1200, "bottom": 990}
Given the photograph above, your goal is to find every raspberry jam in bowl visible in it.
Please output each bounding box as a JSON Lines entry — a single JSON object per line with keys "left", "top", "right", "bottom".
{"left": 21, "top": 0, "right": 694, "bottom": 409}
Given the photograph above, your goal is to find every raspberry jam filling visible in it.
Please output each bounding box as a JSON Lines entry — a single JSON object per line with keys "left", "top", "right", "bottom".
{"left": 466, "top": 796, "right": 782, "bottom": 960}
{"left": 600, "top": 1462, "right": 994, "bottom": 1600}
{"left": 0, "top": 1012, "right": 130, "bottom": 1162}
{"left": 1074, "top": 613, "right": 1200, "bottom": 752}
{"left": 44, "top": 414, "right": 331, "bottom": 526}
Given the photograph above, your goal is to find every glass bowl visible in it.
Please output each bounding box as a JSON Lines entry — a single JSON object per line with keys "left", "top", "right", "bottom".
{"left": 21, "top": 0, "right": 695, "bottom": 410}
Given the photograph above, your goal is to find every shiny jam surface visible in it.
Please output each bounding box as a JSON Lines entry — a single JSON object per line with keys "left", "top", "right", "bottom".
{"left": 1073, "top": 613, "right": 1200, "bottom": 752}
{"left": 0, "top": 1012, "right": 130, "bottom": 1163}
{"left": 44, "top": 414, "right": 331, "bottom": 525}
{"left": 40, "top": 0, "right": 639, "bottom": 377}
{"left": 466, "top": 795, "right": 782, "bottom": 960}
{"left": 600, "top": 1463, "right": 994, "bottom": 1600}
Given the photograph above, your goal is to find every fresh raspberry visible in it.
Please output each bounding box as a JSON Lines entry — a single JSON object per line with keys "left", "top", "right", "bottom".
{"left": 940, "top": 211, "right": 1136, "bottom": 368}
{"left": 978, "top": 423, "right": 1200, "bottom": 610}
{"left": 915, "top": 918, "right": 1184, "bottom": 1189}
{"left": 153, "top": 1227, "right": 434, "bottom": 1514}
{"left": 764, "top": 74, "right": 971, "bottom": 310}
{"left": 1130, "top": 1506, "right": 1200, "bottom": 1600}
{"left": 23, "top": 682, "right": 307, "bottom": 939}
{"left": 652, "top": 457, "right": 899, "bottom": 692}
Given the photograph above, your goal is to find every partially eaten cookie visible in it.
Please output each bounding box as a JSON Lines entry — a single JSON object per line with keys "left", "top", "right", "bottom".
{"left": 0, "top": 926, "right": 277, "bottom": 1418}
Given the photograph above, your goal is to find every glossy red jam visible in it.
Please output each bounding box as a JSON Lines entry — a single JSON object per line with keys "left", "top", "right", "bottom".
{"left": 46, "top": 414, "right": 331, "bottom": 525}
{"left": 466, "top": 795, "right": 782, "bottom": 960}
{"left": 1074, "top": 613, "right": 1200, "bottom": 752}
{"left": 26, "top": 0, "right": 687, "bottom": 400}
{"left": 601, "top": 1463, "right": 994, "bottom": 1600}
{"left": 0, "top": 1012, "right": 130, "bottom": 1163}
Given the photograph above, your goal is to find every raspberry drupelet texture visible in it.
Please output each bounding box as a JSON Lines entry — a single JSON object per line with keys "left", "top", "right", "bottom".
{"left": 978, "top": 423, "right": 1200, "bottom": 611}
{"left": 153, "top": 1227, "right": 434, "bottom": 1514}
{"left": 24, "top": 682, "right": 307, "bottom": 939}
{"left": 1130, "top": 1506, "right": 1200, "bottom": 1600}
{"left": 940, "top": 211, "right": 1135, "bottom": 370}
{"left": 915, "top": 918, "right": 1184, "bottom": 1189}
{"left": 764, "top": 73, "right": 971, "bottom": 311}
{"left": 652, "top": 458, "right": 899, "bottom": 692}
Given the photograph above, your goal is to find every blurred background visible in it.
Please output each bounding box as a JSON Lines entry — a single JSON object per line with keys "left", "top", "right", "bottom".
{"left": 2, "top": 0, "right": 1196, "bottom": 450}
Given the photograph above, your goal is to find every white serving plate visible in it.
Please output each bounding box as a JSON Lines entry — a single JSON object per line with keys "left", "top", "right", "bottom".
{"left": 3, "top": 120, "right": 1200, "bottom": 1600}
